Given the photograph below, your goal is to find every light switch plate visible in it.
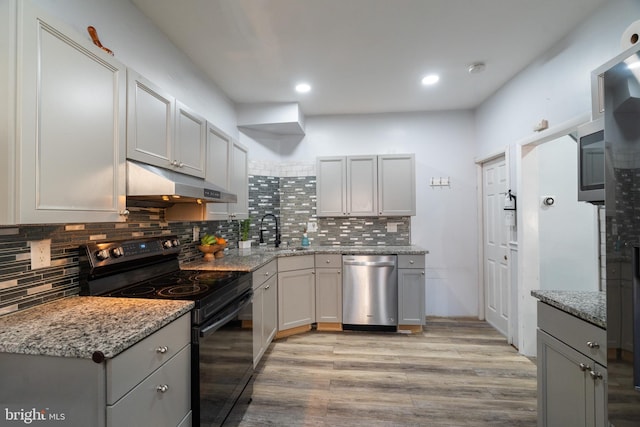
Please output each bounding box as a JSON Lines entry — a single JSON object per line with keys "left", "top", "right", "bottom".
{"left": 30, "top": 239, "right": 51, "bottom": 270}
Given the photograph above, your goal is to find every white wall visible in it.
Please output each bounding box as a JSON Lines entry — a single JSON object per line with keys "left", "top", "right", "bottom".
{"left": 537, "top": 136, "right": 599, "bottom": 291}
{"left": 242, "top": 110, "right": 480, "bottom": 317}
{"left": 30, "top": 0, "right": 238, "bottom": 139}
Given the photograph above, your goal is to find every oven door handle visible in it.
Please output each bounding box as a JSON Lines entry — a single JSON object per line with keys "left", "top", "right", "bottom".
{"left": 199, "top": 291, "right": 252, "bottom": 338}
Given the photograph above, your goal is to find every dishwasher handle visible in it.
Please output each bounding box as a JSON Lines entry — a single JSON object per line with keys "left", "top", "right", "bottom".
{"left": 343, "top": 260, "right": 396, "bottom": 267}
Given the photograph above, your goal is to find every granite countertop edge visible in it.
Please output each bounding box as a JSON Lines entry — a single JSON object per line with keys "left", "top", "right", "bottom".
{"left": 0, "top": 296, "right": 194, "bottom": 359}
{"left": 182, "top": 245, "right": 428, "bottom": 272}
{"left": 531, "top": 290, "right": 606, "bottom": 329}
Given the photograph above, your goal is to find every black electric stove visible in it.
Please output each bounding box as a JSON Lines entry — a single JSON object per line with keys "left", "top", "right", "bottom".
{"left": 79, "top": 235, "right": 251, "bottom": 324}
{"left": 79, "top": 235, "right": 254, "bottom": 427}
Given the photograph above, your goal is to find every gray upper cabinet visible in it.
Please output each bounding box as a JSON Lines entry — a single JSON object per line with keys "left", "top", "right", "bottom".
{"left": 316, "top": 157, "right": 347, "bottom": 216}
{"left": 1, "top": 0, "right": 127, "bottom": 225}
{"left": 127, "top": 69, "right": 206, "bottom": 178}
{"left": 378, "top": 154, "right": 416, "bottom": 216}
{"left": 347, "top": 156, "right": 378, "bottom": 216}
{"left": 317, "top": 154, "right": 415, "bottom": 217}
{"left": 204, "top": 124, "right": 248, "bottom": 220}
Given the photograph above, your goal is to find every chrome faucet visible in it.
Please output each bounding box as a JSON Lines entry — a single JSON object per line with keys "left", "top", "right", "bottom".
{"left": 259, "top": 214, "right": 281, "bottom": 248}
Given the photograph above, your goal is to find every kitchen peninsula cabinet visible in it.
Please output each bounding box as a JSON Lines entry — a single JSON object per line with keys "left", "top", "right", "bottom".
{"left": 314, "top": 254, "right": 343, "bottom": 330}
{"left": 537, "top": 302, "right": 607, "bottom": 427}
{"left": 277, "top": 255, "right": 315, "bottom": 336}
{"left": 127, "top": 69, "right": 207, "bottom": 178}
{"left": 398, "top": 254, "right": 426, "bottom": 329}
{"left": 251, "top": 259, "right": 278, "bottom": 367}
{"left": 1, "top": 0, "right": 128, "bottom": 224}
{"left": 316, "top": 154, "right": 415, "bottom": 217}
{"left": 0, "top": 312, "right": 192, "bottom": 427}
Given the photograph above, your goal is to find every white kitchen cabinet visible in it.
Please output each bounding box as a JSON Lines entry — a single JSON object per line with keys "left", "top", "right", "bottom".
{"left": 314, "top": 254, "right": 343, "bottom": 329}
{"left": 537, "top": 302, "right": 607, "bottom": 427}
{"left": 0, "top": 313, "right": 191, "bottom": 427}
{"left": 0, "top": 0, "right": 128, "bottom": 225}
{"left": 278, "top": 255, "right": 315, "bottom": 334}
{"left": 127, "top": 69, "right": 206, "bottom": 178}
{"left": 398, "top": 254, "right": 426, "bottom": 328}
{"left": 378, "top": 154, "right": 416, "bottom": 216}
{"left": 204, "top": 125, "right": 249, "bottom": 220}
{"left": 317, "top": 154, "right": 415, "bottom": 217}
{"left": 251, "top": 260, "right": 278, "bottom": 367}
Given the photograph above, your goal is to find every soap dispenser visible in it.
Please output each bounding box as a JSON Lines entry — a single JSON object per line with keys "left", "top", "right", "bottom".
{"left": 301, "top": 228, "right": 310, "bottom": 247}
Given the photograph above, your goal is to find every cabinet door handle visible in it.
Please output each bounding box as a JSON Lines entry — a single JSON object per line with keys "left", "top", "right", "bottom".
{"left": 586, "top": 341, "right": 600, "bottom": 349}
{"left": 589, "top": 370, "right": 603, "bottom": 380}
{"left": 579, "top": 363, "right": 591, "bottom": 372}
{"left": 156, "top": 384, "right": 169, "bottom": 393}
{"left": 264, "top": 272, "right": 270, "bottom": 276}
{"left": 421, "top": 271, "right": 425, "bottom": 275}
{"left": 265, "top": 285, "right": 270, "bottom": 290}
{"left": 156, "top": 346, "right": 169, "bottom": 354}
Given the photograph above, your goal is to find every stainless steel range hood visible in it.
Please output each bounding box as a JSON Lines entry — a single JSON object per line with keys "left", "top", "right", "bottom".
{"left": 126, "top": 160, "right": 237, "bottom": 207}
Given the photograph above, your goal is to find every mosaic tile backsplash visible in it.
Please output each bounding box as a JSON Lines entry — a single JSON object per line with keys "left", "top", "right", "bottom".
{"left": 0, "top": 174, "right": 410, "bottom": 315}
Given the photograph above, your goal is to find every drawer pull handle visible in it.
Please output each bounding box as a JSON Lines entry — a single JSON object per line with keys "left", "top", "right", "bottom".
{"left": 326, "top": 260, "right": 331, "bottom": 263}
{"left": 409, "top": 260, "right": 414, "bottom": 264}
{"left": 586, "top": 341, "right": 600, "bottom": 349}
{"left": 579, "top": 363, "right": 591, "bottom": 372}
{"left": 156, "top": 384, "right": 169, "bottom": 393}
{"left": 589, "top": 370, "right": 603, "bottom": 380}
{"left": 156, "top": 346, "right": 169, "bottom": 354}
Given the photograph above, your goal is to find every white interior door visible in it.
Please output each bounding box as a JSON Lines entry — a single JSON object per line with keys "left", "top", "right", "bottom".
{"left": 482, "top": 156, "right": 509, "bottom": 337}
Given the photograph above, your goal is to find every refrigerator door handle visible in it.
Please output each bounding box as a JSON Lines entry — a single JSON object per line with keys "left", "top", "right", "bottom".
{"left": 633, "top": 246, "right": 640, "bottom": 390}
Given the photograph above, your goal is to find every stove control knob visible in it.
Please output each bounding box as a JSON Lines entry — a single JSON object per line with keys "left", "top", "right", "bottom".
{"left": 172, "top": 239, "right": 180, "bottom": 247}
{"left": 96, "top": 249, "right": 110, "bottom": 260}
{"left": 111, "top": 247, "right": 124, "bottom": 258}
{"left": 162, "top": 240, "right": 173, "bottom": 249}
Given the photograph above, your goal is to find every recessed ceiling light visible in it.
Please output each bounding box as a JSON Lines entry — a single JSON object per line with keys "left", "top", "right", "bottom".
{"left": 295, "top": 83, "right": 311, "bottom": 93}
{"left": 421, "top": 74, "right": 439, "bottom": 85}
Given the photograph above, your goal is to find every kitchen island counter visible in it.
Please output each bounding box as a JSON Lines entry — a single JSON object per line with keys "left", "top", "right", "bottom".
{"left": 0, "top": 296, "right": 193, "bottom": 359}
{"left": 531, "top": 290, "right": 606, "bottom": 329}
{"left": 182, "top": 245, "right": 428, "bottom": 272}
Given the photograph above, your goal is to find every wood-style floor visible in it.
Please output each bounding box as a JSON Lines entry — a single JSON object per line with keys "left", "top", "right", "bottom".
{"left": 237, "top": 318, "right": 537, "bottom": 427}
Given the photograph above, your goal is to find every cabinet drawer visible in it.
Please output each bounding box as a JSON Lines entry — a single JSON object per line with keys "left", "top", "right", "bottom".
{"left": 107, "top": 344, "right": 191, "bottom": 427}
{"left": 314, "top": 254, "right": 342, "bottom": 268}
{"left": 538, "top": 302, "right": 606, "bottom": 366}
{"left": 252, "top": 259, "right": 277, "bottom": 289}
{"left": 278, "top": 254, "right": 315, "bottom": 272}
{"left": 398, "top": 254, "right": 425, "bottom": 269}
{"left": 106, "top": 313, "right": 190, "bottom": 404}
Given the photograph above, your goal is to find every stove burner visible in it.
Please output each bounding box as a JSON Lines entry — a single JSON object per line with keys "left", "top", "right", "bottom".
{"left": 193, "top": 271, "right": 235, "bottom": 284}
{"left": 119, "top": 286, "right": 156, "bottom": 297}
{"left": 157, "top": 284, "right": 210, "bottom": 297}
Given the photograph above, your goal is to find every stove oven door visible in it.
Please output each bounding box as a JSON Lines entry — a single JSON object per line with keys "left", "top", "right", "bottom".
{"left": 192, "top": 289, "right": 254, "bottom": 427}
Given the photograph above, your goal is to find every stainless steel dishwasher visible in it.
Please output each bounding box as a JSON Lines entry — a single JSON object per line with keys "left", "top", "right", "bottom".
{"left": 342, "top": 255, "right": 397, "bottom": 330}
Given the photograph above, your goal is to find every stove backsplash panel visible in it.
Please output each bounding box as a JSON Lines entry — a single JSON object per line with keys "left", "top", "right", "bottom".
{"left": 0, "top": 174, "right": 410, "bottom": 316}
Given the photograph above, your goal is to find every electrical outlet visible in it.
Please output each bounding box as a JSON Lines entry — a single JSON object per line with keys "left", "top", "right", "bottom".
{"left": 30, "top": 239, "right": 51, "bottom": 270}
{"left": 193, "top": 226, "right": 200, "bottom": 242}
{"left": 306, "top": 222, "right": 317, "bottom": 233}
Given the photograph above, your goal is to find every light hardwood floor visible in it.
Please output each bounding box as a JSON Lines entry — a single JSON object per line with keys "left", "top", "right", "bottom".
{"left": 238, "top": 318, "right": 537, "bottom": 427}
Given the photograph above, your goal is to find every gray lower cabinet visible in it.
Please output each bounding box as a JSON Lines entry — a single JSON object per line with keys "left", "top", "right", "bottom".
{"left": 537, "top": 302, "right": 607, "bottom": 427}
{"left": 314, "top": 254, "right": 343, "bottom": 327}
{"left": 278, "top": 255, "right": 315, "bottom": 332}
{"left": 0, "top": 314, "right": 191, "bottom": 427}
{"left": 398, "top": 254, "right": 426, "bottom": 326}
{"left": 252, "top": 259, "right": 278, "bottom": 367}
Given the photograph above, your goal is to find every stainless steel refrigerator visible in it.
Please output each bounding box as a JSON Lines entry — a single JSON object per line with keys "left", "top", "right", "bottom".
{"left": 604, "top": 45, "right": 640, "bottom": 426}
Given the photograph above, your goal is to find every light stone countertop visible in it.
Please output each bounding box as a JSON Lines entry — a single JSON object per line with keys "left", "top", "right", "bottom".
{"left": 182, "top": 245, "right": 428, "bottom": 272}
{"left": 0, "top": 296, "right": 193, "bottom": 359}
{"left": 531, "top": 290, "right": 606, "bottom": 329}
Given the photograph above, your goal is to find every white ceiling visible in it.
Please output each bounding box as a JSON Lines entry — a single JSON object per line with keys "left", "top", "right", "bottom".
{"left": 132, "top": 0, "right": 607, "bottom": 116}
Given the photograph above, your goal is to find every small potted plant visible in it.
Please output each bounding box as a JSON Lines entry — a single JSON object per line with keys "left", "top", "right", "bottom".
{"left": 239, "top": 218, "right": 252, "bottom": 249}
